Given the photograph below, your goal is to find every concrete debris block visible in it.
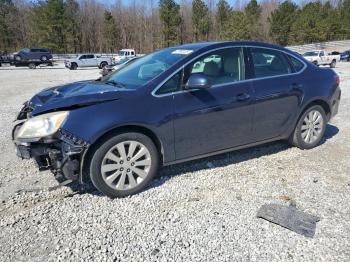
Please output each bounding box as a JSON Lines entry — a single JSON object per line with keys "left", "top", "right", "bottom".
{"left": 257, "top": 204, "right": 320, "bottom": 238}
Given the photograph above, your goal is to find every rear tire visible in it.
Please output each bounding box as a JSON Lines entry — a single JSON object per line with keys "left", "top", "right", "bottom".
{"left": 99, "top": 61, "right": 108, "bottom": 69}
{"left": 89, "top": 132, "right": 160, "bottom": 198}
{"left": 289, "top": 105, "right": 327, "bottom": 149}
{"left": 40, "top": 55, "right": 48, "bottom": 61}
{"left": 14, "top": 55, "right": 22, "bottom": 61}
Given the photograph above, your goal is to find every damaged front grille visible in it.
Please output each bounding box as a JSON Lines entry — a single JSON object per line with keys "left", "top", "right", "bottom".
{"left": 59, "top": 129, "right": 89, "bottom": 147}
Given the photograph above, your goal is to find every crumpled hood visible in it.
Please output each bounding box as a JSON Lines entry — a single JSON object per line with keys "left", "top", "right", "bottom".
{"left": 30, "top": 80, "right": 133, "bottom": 115}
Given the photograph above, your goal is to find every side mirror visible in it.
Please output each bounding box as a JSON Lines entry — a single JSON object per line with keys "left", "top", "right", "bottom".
{"left": 185, "top": 74, "right": 211, "bottom": 90}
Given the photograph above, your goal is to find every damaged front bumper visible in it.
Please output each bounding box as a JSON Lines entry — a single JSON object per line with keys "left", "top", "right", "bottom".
{"left": 12, "top": 105, "right": 89, "bottom": 183}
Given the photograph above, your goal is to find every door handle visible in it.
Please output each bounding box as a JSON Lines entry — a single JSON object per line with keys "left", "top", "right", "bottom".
{"left": 236, "top": 93, "right": 250, "bottom": 101}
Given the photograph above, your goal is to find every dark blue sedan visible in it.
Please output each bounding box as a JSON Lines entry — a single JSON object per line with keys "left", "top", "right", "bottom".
{"left": 12, "top": 41, "right": 341, "bottom": 197}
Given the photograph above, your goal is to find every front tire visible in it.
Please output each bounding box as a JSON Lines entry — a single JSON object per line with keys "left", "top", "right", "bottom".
{"left": 89, "top": 132, "right": 159, "bottom": 198}
{"left": 289, "top": 105, "right": 327, "bottom": 149}
{"left": 70, "top": 63, "right": 77, "bottom": 70}
{"left": 330, "top": 60, "right": 336, "bottom": 68}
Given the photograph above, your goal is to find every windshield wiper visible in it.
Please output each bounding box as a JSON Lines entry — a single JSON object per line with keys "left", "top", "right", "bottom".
{"left": 105, "top": 80, "right": 125, "bottom": 88}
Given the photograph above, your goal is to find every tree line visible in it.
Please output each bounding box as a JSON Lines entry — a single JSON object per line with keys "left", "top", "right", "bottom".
{"left": 1, "top": 0, "right": 350, "bottom": 54}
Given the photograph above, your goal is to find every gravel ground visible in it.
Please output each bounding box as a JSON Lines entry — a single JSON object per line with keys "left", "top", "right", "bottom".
{"left": 0, "top": 63, "right": 349, "bottom": 261}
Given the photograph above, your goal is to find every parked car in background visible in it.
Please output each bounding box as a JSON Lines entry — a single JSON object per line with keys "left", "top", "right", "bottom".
{"left": 302, "top": 50, "right": 340, "bottom": 68}
{"left": 1, "top": 50, "right": 53, "bottom": 69}
{"left": 13, "top": 48, "right": 52, "bottom": 62}
{"left": 100, "top": 57, "right": 140, "bottom": 76}
{"left": 340, "top": 50, "right": 350, "bottom": 62}
{"left": 0, "top": 51, "right": 11, "bottom": 66}
{"left": 64, "top": 54, "right": 113, "bottom": 70}
{"left": 12, "top": 41, "right": 341, "bottom": 198}
{"left": 114, "top": 49, "right": 144, "bottom": 62}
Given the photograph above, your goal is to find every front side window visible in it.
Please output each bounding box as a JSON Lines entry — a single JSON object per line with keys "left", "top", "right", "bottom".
{"left": 184, "top": 47, "right": 245, "bottom": 86}
{"left": 155, "top": 71, "right": 182, "bottom": 95}
{"left": 86, "top": 55, "right": 94, "bottom": 59}
{"left": 80, "top": 55, "right": 87, "bottom": 59}
{"left": 251, "top": 48, "right": 291, "bottom": 78}
{"left": 155, "top": 47, "right": 245, "bottom": 95}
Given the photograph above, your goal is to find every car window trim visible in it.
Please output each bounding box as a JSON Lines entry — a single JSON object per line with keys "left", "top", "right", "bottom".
{"left": 152, "top": 45, "right": 307, "bottom": 98}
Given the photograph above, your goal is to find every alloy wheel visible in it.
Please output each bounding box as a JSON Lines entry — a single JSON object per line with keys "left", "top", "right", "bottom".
{"left": 100, "top": 140, "right": 152, "bottom": 191}
{"left": 301, "top": 110, "right": 324, "bottom": 144}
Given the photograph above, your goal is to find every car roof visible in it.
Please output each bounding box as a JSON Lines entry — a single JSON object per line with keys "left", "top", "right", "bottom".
{"left": 172, "top": 41, "right": 293, "bottom": 53}
{"left": 30, "top": 48, "right": 48, "bottom": 50}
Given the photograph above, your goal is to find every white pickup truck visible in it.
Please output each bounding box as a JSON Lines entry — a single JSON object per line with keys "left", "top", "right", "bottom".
{"left": 302, "top": 50, "right": 340, "bottom": 68}
{"left": 114, "top": 49, "right": 144, "bottom": 62}
{"left": 64, "top": 54, "right": 113, "bottom": 70}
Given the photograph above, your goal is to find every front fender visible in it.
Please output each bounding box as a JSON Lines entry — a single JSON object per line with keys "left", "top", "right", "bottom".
{"left": 61, "top": 96, "right": 175, "bottom": 162}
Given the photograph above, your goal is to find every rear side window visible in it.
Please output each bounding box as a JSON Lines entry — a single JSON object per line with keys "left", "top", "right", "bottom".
{"left": 250, "top": 48, "right": 292, "bottom": 78}
{"left": 287, "top": 55, "right": 304, "bottom": 72}
{"left": 86, "top": 55, "right": 94, "bottom": 59}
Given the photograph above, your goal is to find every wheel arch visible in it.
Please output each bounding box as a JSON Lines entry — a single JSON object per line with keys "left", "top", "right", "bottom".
{"left": 100, "top": 61, "right": 108, "bottom": 67}
{"left": 80, "top": 125, "right": 164, "bottom": 183}
{"left": 300, "top": 98, "right": 331, "bottom": 121}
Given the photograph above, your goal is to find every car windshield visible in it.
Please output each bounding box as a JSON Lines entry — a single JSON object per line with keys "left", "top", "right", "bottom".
{"left": 118, "top": 51, "right": 126, "bottom": 56}
{"left": 303, "top": 51, "right": 318, "bottom": 56}
{"left": 105, "top": 47, "right": 194, "bottom": 89}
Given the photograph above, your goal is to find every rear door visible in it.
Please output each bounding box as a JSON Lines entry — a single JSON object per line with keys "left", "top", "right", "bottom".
{"left": 248, "top": 47, "right": 303, "bottom": 141}
{"left": 85, "top": 55, "right": 96, "bottom": 66}
{"left": 30, "top": 49, "right": 40, "bottom": 60}
{"left": 171, "top": 47, "right": 255, "bottom": 160}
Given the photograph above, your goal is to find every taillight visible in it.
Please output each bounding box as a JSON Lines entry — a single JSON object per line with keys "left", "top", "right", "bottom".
{"left": 335, "top": 75, "right": 340, "bottom": 86}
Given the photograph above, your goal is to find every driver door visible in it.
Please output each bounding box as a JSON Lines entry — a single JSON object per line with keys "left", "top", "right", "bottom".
{"left": 172, "top": 47, "right": 255, "bottom": 160}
